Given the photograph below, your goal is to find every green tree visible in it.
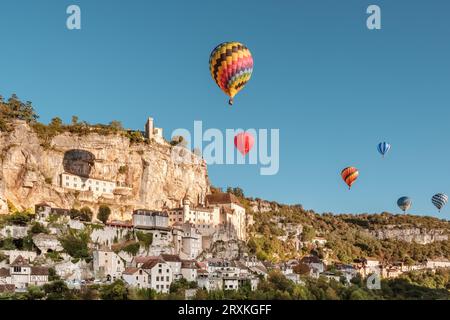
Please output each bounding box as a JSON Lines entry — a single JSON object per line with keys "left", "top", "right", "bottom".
{"left": 71, "top": 115, "right": 79, "bottom": 125}
{"left": 29, "top": 222, "right": 49, "bottom": 235}
{"left": 43, "top": 280, "right": 74, "bottom": 300}
{"left": 109, "top": 120, "right": 123, "bottom": 131}
{"left": 26, "top": 285, "right": 45, "bottom": 300}
{"left": 59, "top": 229, "right": 91, "bottom": 261}
{"left": 97, "top": 205, "right": 111, "bottom": 224}
{"left": 100, "top": 280, "right": 128, "bottom": 300}
{"left": 301, "top": 226, "right": 316, "bottom": 242}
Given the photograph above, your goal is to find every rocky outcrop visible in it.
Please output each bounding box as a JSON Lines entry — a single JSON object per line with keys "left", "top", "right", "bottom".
{"left": 370, "top": 228, "right": 448, "bottom": 244}
{"left": 200, "top": 239, "right": 248, "bottom": 260}
{"left": 0, "top": 121, "right": 210, "bottom": 220}
{"left": 249, "top": 199, "right": 280, "bottom": 213}
{"left": 32, "top": 234, "right": 63, "bottom": 253}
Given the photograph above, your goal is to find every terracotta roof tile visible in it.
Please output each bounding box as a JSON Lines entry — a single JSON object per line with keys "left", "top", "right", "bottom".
{"left": 206, "top": 193, "right": 241, "bottom": 206}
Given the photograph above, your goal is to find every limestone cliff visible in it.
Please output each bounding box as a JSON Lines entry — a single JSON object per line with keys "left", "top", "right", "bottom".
{"left": 0, "top": 121, "right": 210, "bottom": 220}
{"left": 370, "top": 228, "right": 448, "bottom": 244}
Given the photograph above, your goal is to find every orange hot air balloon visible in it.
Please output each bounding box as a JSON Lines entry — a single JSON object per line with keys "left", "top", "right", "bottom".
{"left": 341, "top": 167, "right": 359, "bottom": 190}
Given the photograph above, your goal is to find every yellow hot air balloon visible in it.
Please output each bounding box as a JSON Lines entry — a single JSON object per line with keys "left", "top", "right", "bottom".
{"left": 209, "top": 42, "right": 254, "bottom": 106}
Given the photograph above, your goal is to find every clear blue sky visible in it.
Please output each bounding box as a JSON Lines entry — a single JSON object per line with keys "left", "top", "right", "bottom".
{"left": 1, "top": 0, "right": 450, "bottom": 219}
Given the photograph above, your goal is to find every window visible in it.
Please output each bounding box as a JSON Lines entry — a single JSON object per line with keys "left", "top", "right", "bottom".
{"left": 166, "top": 285, "right": 169, "bottom": 289}
{"left": 166, "top": 276, "right": 169, "bottom": 281}
{"left": 166, "top": 269, "right": 169, "bottom": 273}
{"left": 74, "top": 184, "right": 77, "bottom": 188}
{"left": 136, "top": 276, "right": 138, "bottom": 280}
{"left": 66, "top": 176, "right": 69, "bottom": 180}
{"left": 13, "top": 267, "right": 21, "bottom": 272}
{"left": 158, "top": 269, "right": 162, "bottom": 274}
{"left": 66, "top": 182, "right": 69, "bottom": 186}
{"left": 156, "top": 285, "right": 159, "bottom": 289}
{"left": 156, "top": 276, "right": 159, "bottom": 281}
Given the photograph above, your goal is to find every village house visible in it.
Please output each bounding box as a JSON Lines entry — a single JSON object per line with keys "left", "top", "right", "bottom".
{"left": 141, "top": 257, "right": 173, "bottom": 293}
{"left": 168, "top": 197, "right": 220, "bottom": 237}
{"left": 300, "top": 256, "right": 325, "bottom": 278}
{"left": 181, "top": 260, "right": 198, "bottom": 282}
{"left": 359, "top": 257, "right": 382, "bottom": 277}
{"left": 132, "top": 210, "right": 173, "bottom": 249}
{"left": 197, "top": 270, "right": 223, "bottom": 291}
{"left": 335, "top": 263, "right": 358, "bottom": 283}
{"left": 176, "top": 222, "right": 202, "bottom": 259}
{"left": 93, "top": 247, "right": 126, "bottom": 281}
{"left": 160, "top": 254, "right": 182, "bottom": 280}
{"left": 122, "top": 267, "right": 149, "bottom": 289}
{"left": 206, "top": 193, "right": 247, "bottom": 241}
{"left": 8, "top": 256, "right": 49, "bottom": 291}
{"left": 60, "top": 172, "right": 116, "bottom": 198}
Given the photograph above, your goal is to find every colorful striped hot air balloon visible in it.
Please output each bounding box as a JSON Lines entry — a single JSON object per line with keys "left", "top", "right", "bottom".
{"left": 397, "top": 196, "right": 412, "bottom": 213}
{"left": 377, "top": 142, "right": 391, "bottom": 158}
{"left": 432, "top": 193, "right": 448, "bottom": 212}
{"left": 209, "top": 42, "right": 254, "bottom": 106}
{"left": 341, "top": 167, "right": 359, "bottom": 190}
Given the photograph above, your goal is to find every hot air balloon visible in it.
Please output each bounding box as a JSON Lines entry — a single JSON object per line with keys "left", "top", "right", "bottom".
{"left": 432, "top": 193, "right": 448, "bottom": 212}
{"left": 341, "top": 167, "right": 359, "bottom": 189}
{"left": 397, "top": 196, "right": 412, "bottom": 213}
{"left": 377, "top": 142, "right": 391, "bottom": 158}
{"left": 209, "top": 42, "right": 254, "bottom": 106}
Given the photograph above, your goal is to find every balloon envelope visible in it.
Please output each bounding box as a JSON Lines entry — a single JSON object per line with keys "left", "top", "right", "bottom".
{"left": 341, "top": 167, "right": 359, "bottom": 189}
{"left": 209, "top": 42, "right": 254, "bottom": 105}
{"left": 234, "top": 132, "right": 255, "bottom": 156}
{"left": 432, "top": 193, "right": 448, "bottom": 212}
{"left": 377, "top": 142, "right": 391, "bottom": 157}
{"left": 397, "top": 196, "right": 412, "bottom": 212}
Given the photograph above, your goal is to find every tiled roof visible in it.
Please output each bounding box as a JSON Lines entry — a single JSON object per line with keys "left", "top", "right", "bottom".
{"left": 161, "top": 254, "right": 181, "bottom": 262}
{"left": 142, "top": 258, "right": 164, "bottom": 270}
{"left": 0, "top": 284, "right": 15, "bottom": 293}
{"left": 31, "top": 267, "right": 49, "bottom": 276}
{"left": 0, "top": 268, "right": 10, "bottom": 277}
{"left": 123, "top": 267, "right": 140, "bottom": 275}
{"left": 181, "top": 260, "right": 198, "bottom": 269}
{"left": 134, "top": 256, "right": 159, "bottom": 265}
{"left": 11, "top": 255, "right": 30, "bottom": 267}
{"left": 206, "top": 193, "right": 241, "bottom": 206}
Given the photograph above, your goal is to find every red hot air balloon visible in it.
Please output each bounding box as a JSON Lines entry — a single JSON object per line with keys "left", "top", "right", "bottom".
{"left": 234, "top": 132, "right": 254, "bottom": 155}
{"left": 341, "top": 167, "right": 359, "bottom": 190}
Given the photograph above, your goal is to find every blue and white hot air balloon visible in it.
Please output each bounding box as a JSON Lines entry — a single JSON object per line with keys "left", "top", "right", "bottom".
{"left": 397, "top": 196, "right": 412, "bottom": 213}
{"left": 431, "top": 193, "right": 448, "bottom": 212}
{"left": 377, "top": 142, "right": 391, "bottom": 158}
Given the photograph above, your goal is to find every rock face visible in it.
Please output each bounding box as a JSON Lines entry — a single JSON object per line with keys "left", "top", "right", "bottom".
{"left": 370, "top": 228, "right": 448, "bottom": 244}
{"left": 0, "top": 121, "right": 210, "bottom": 220}
{"left": 249, "top": 199, "right": 280, "bottom": 213}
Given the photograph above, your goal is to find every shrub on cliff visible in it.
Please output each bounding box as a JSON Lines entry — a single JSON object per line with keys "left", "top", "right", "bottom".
{"left": 59, "top": 229, "right": 91, "bottom": 261}
{"left": 97, "top": 205, "right": 111, "bottom": 224}
{"left": 69, "top": 207, "right": 93, "bottom": 222}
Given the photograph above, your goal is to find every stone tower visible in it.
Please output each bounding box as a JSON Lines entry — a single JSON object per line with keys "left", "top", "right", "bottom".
{"left": 145, "top": 117, "right": 154, "bottom": 140}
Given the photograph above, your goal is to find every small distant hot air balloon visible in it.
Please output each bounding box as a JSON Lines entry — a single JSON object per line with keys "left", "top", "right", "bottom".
{"left": 432, "top": 193, "right": 448, "bottom": 212}
{"left": 397, "top": 196, "right": 412, "bottom": 213}
{"left": 377, "top": 142, "right": 391, "bottom": 158}
{"left": 209, "top": 42, "right": 254, "bottom": 106}
{"left": 341, "top": 167, "right": 359, "bottom": 190}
